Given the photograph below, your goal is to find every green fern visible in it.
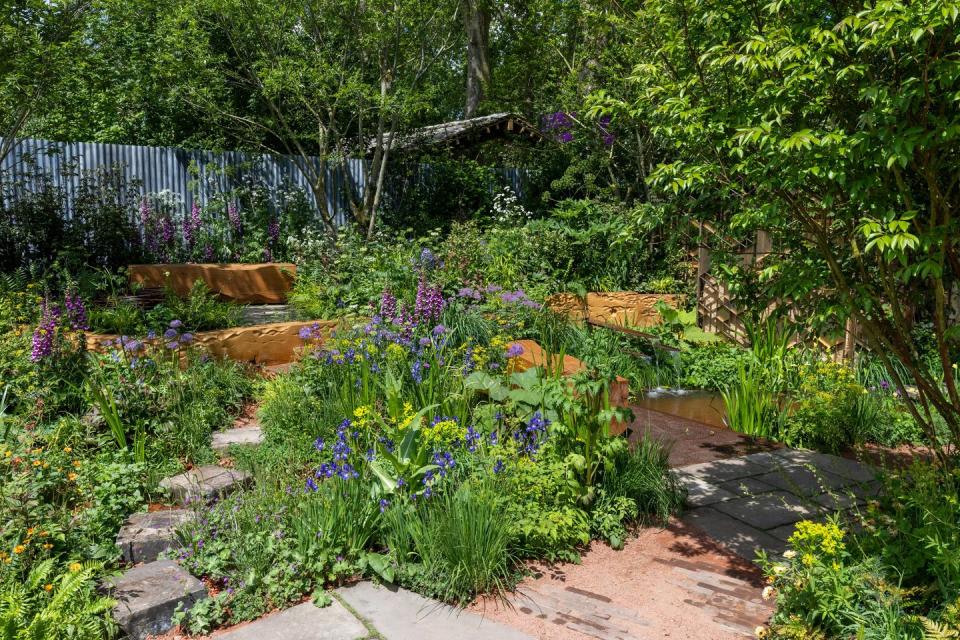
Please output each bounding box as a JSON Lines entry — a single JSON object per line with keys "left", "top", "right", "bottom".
{"left": 922, "top": 618, "right": 960, "bottom": 640}
{"left": 0, "top": 560, "right": 117, "bottom": 640}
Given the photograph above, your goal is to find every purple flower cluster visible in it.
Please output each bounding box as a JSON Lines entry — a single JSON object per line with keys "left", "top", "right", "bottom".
{"left": 64, "top": 290, "right": 88, "bottom": 331}
{"left": 299, "top": 323, "right": 326, "bottom": 342}
{"left": 311, "top": 420, "right": 361, "bottom": 483}
{"left": 415, "top": 276, "right": 444, "bottom": 322}
{"left": 598, "top": 114, "right": 616, "bottom": 147}
{"left": 29, "top": 300, "right": 60, "bottom": 362}
{"left": 379, "top": 289, "right": 397, "bottom": 319}
{"left": 512, "top": 411, "right": 550, "bottom": 459}
{"left": 500, "top": 289, "right": 540, "bottom": 308}
{"left": 268, "top": 217, "right": 280, "bottom": 245}
{"left": 543, "top": 111, "right": 576, "bottom": 143}
{"left": 432, "top": 451, "right": 456, "bottom": 477}
{"left": 228, "top": 202, "right": 242, "bottom": 235}
{"left": 184, "top": 202, "right": 202, "bottom": 249}
{"left": 162, "top": 320, "right": 194, "bottom": 350}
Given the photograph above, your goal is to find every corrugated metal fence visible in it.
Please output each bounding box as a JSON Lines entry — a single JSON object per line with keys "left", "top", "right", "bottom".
{"left": 0, "top": 137, "right": 525, "bottom": 225}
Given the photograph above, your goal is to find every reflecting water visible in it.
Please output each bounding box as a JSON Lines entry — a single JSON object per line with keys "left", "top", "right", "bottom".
{"left": 635, "top": 389, "right": 727, "bottom": 429}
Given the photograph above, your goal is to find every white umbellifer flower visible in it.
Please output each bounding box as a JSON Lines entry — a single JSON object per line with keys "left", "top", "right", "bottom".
{"left": 761, "top": 586, "right": 776, "bottom": 601}
{"left": 783, "top": 550, "right": 797, "bottom": 559}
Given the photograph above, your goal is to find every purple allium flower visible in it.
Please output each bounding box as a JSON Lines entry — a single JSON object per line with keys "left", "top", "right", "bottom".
{"left": 506, "top": 343, "right": 524, "bottom": 358}
{"left": 180, "top": 333, "right": 193, "bottom": 344}
{"left": 432, "top": 324, "right": 446, "bottom": 336}
{"left": 169, "top": 319, "right": 183, "bottom": 329}
{"left": 163, "top": 328, "right": 178, "bottom": 340}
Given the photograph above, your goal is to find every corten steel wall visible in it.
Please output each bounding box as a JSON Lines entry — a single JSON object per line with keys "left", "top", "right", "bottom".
{"left": 0, "top": 137, "right": 525, "bottom": 225}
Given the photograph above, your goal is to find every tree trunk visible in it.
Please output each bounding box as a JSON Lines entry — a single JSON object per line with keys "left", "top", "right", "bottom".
{"left": 462, "top": 0, "right": 490, "bottom": 118}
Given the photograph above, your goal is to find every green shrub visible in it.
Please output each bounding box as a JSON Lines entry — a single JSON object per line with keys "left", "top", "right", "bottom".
{"left": 781, "top": 361, "right": 863, "bottom": 453}
{"left": 681, "top": 343, "right": 753, "bottom": 390}
{"left": 502, "top": 456, "right": 590, "bottom": 562}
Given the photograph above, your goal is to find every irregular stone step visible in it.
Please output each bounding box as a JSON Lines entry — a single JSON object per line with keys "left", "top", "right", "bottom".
{"left": 159, "top": 465, "right": 251, "bottom": 504}
{"left": 215, "top": 601, "right": 367, "bottom": 640}
{"left": 116, "top": 510, "right": 193, "bottom": 564}
{"left": 212, "top": 426, "right": 264, "bottom": 452}
{"left": 337, "top": 581, "right": 533, "bottom": 640}
{"left": 104, "top": 560, "right": 207, "bottom": 640}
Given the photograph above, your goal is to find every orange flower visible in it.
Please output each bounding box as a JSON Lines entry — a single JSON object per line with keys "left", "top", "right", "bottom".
{"left": 67, "top": 472, "right": 78, "bottom": 481}
{"left": 72, "top": 460, "right": 81, "bottom": 468}
{"left": 43, "top": 584, "right": 53, "bottom": 592}
{"left": 63, "top": 447, "right": 72, "bottom": 453}
{"left": 13, "top": 545, "right": 26, "bottom": 554}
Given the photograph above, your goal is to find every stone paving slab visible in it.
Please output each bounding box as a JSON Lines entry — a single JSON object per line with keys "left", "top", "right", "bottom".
{"left": 116, "top": 509, "right": 192, "bottom": 564}
{"left": 338, "top": 581, "right": 533, "bottom": 640}
{"left": 771, "top": 449, "right": 877, "bottom": 483}
{"left": 160, "top": 465, "right": 251, "bottom": 504}
{"left": 675, "top": 472, "right": 739, "bottom": 507}
{"left": 711, "top": 490, "right": 822, "bottom": 531}
{"left": 754, "top": 465, "right": 853, "bottom": 497}
{"left": 104, "top": 560, "right": 207, "bottom": 640}
{"left": 717, "top": 476, "right": 779, "bottom": 498}
{"left": 677, "top": 457, "right": 771, "bottom": 484}
{"left": 213, "top": 601, "right": 367, "bottom": 640}
{"left": 212, "top": 426, "right": 264, "bottom": 451}
{"left": 684, "top": 507, "right": 787, "bottom": 558}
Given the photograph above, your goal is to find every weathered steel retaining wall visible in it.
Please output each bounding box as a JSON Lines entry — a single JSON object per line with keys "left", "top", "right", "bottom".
{"left": 128, "top": 263, "right": 296, "bottom": 304}
{"left": 88, "top": 320, "right": 339, "bottom": 366}
{"left": 547, "top": 292, "right": 683, "bottom": 328}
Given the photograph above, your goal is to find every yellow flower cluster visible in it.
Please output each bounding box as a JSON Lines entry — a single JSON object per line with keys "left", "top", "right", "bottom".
{"left": 788, "top": 520, "right": 846, "bottom": 562}
{"left": 422, "top": 419, "right": 466, "bottom": 449}
{"left": 386, "top": 342, "right": 407, "bottom": 362}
